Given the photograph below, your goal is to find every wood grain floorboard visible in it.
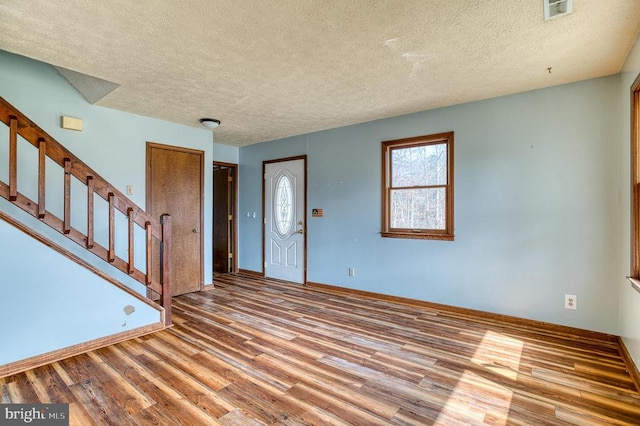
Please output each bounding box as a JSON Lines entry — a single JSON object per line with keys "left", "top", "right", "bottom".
{"left": 1, "top": 273, "right": 639, "bottom": 425}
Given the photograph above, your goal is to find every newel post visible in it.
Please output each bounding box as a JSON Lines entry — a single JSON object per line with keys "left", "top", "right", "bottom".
{"left": 160, "top": 213, "right": 172, "bottom": 326}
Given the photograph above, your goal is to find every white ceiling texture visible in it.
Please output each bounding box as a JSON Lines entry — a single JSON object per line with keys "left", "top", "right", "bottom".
{"left": 0, "top": 0, "right": 639, "bottom": 146}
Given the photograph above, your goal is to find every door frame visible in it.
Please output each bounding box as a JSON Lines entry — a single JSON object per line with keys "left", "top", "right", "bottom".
{"left": 146, "top": 142, "right": 205, "bottom": 292}
{"left": 262, "top": 155, "right": 307, "bottom": 284}
{"left": 213, "top": 161, "right": 238, "bottom": 275}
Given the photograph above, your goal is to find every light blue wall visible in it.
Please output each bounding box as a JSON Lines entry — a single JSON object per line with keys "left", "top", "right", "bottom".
{"left": 0, "top": 218, "right": 161, "bottom": 365}
{"left": 240, "top": 75, "right": 622, "bottom": 334}
{"left": 213, "top": 142, "right": 239, "bottom": 164}
{"left": 619, "top": 36, "right": 640, "bottom": 372}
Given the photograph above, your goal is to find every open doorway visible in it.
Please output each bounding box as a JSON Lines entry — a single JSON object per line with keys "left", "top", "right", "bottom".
{"left": 213, "top": 162, "right": 238, "bottom": 278}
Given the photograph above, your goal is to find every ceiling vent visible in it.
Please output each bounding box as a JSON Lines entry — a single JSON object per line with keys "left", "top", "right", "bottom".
{"left": 543, "top": 0, "right": 573, "bottom": 21}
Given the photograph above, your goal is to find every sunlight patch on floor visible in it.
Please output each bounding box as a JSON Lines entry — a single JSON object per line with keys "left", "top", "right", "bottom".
{"left": 471, "top": 330, "right": 524, "bottom": 380}
{"left": 435, "top": 330, "right": 524, "bottom": 425}
{"left": 432, "top": 370, "right": 514, "bottom": 425}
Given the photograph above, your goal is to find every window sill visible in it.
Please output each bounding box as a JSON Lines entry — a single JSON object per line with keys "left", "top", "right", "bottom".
{"left": 381, "top": 232, "right": 454, "bottom": 241}
{"left": 627, "top": 277, "right": 640, "bottom": 294}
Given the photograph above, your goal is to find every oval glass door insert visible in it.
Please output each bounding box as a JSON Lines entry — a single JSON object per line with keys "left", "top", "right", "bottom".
{"left": 274, "top": 174, "right": 294, "bottom": 236}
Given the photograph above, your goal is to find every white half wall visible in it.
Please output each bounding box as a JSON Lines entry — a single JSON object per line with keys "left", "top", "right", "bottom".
{"left": 0, "top": 217, "right": 161, "bottom": 365}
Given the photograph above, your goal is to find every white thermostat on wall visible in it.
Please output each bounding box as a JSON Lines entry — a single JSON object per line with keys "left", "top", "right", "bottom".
{"left": 61, "top": 115, "right": 83, "bottom": 131}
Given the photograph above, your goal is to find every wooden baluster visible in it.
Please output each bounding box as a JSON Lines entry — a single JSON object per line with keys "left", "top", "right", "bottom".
{"left": 9, "top": 116, "right": 17, "bottom": 201}
{"left": 63, "top": 158, "right": 71, "bottom": 234}
{"left": 86, "top": 176, "right": 94, "bottom": 249}
{"left": 127, "top": 207, "right": 134, "bottom": 274}
{"left": 160, "top": 213, "right": 172, "bottom": 326}
{"left": 0, "top": 97, "right": 172, "bottom": 301}
{"left": 108, "top": 192, "right": 115, "bottom": 262}
{"left": 145, "top": 221, "right": 152, "bottom": 285}
{"left": 37, "top": 138, "right": 46, "bottom": 218}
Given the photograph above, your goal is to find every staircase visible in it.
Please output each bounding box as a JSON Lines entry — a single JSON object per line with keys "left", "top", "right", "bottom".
{"left": 0, "top": 96, "right": 172, "bottom": 325}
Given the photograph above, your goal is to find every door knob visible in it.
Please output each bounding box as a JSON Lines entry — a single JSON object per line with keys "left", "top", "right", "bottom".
{"left": 192, "top": 228, "right": 199, "bottom": 233}
{"left": 296, "top": 229, "right": 304, "bottom": 234}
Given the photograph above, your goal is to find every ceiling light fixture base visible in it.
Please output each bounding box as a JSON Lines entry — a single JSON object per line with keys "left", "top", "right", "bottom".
{"left": 199, "top": 118, "right": 221, "bottom": 129}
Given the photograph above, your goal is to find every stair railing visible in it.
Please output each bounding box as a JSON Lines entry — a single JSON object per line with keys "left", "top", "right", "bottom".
{"left": 0, "top": 97, "right": 171, "bottom": 325}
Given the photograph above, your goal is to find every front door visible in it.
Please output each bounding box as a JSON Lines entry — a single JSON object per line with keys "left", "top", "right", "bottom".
{"left": 147, "top": 142, "right": 203, "bottom": 296}
{"left": 264, "top": 157, "right": 306, "bottom": 283}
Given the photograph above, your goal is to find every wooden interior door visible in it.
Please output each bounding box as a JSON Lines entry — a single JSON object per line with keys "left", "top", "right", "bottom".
{"left": 213, "top": 167, "right": 230, "bottom": 273}
{"left": 147, "top": 143, "right": 203, "bottom": 296}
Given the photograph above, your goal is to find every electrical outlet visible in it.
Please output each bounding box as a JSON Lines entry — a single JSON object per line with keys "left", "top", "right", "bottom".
{"left": 348, "top": 268, "right": 355, "bottom": 277}
{"left": 565, "top": 294, "right": 577, "bottom": 310}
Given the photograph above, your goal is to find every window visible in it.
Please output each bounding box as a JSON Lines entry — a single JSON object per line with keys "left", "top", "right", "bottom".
{"left": 630, "top": 74, "right": 640, "bottom": 293}
{"left": 631, "top": 75, "right": 640, "bottom": 281}
{"left": 381, "top": 132, "right": 454, "bottom": 240}
{"left": 274, "top": 173, "right": 294, "bottom": 236}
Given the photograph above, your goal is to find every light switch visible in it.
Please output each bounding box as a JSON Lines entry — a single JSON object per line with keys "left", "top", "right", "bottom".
{"left": 126, "top": 185, "right": 134, "bottom": 195}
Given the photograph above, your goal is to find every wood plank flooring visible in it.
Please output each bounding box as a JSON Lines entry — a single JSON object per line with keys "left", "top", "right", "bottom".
{"left": 2, "top": 273, "right": 639, "bottom": 425}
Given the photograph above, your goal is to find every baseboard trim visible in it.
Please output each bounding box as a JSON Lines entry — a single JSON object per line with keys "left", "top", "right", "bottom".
{"left": 619, "top": 337, "right": 640, "bottom": 392}
{"left": 0, "top": 322, "right": 165, "bottom": 379}
{"left": 306, "top": 281, "right": 618, "bottom": 343}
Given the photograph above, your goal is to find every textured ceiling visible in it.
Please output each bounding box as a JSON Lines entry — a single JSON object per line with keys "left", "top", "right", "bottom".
{"left": 0, "top": 1, "right": 639, "bottom": 146}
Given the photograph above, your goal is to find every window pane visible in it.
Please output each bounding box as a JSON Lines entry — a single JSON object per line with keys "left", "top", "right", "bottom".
{"left": 390, "top": 188, "right": 446, "bottom": 230}
{"left": 391, "top": 143, "right": 447, "bottom": 187}
{"left": 274, "top": 175, "right": 294, "bottom": 235}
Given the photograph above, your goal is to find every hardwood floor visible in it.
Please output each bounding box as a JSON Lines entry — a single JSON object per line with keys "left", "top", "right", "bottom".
{"left": 2, "top": 273, "right": 640, "bottom": 425}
